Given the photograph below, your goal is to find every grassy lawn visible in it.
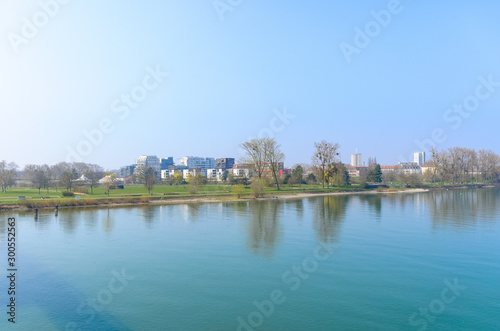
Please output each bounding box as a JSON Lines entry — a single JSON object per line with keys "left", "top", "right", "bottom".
{"left": 0, "top": 183, "right": 370, "bottom": 207}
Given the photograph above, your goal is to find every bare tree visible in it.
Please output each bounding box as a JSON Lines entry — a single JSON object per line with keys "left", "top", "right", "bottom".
{"left": 23, "top": 164, "right": 50, "bottom": 194}
{"left": 83, "top": 164, "right": 104, "bottom": 195}
{"left": 240, "top": 138, "right": 266, "bottom": 178}
{"left": 312, "top": 140, "right": 340, "bottom": 188}
{"left": 134, "top": 166, "right": 158, "bottom": 195}
{"left": 143, "top": 167, "right": 157, "bottom": 196}
{"left": 263, "top": 138, "right": 285, "bottom": 190}
{"left": 102, "top": 173, "right": 117, "bottom": 196}
{"left": 61, "top": 168, "right": 78, "bottom": 191}
{"left": 429, "top": 147, "right": 500, "bottom": 185}
{"left": 0, "top": 161, "right": 18, "bottom": 193}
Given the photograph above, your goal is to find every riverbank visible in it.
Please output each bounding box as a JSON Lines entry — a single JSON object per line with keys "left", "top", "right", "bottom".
{"left": 0, "top": 187, "right": 430, "bottom": 212}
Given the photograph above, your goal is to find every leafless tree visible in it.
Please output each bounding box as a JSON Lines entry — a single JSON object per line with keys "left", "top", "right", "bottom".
{"left": 240, "top": 138, "right": 266, "bottom": 178}
{"left": 23, "top": 164, "right": 50, "bottom": 194}
{"left": 83, "top": 164, "right": 104, "bottom": 195}
{"left": 0, "top": 161, "right": 18, "bottom": 193}
{"left": 312, "top": 140, "right": 340, "bottom": 188}
{"left": 263, "top": 138, "right": 285, "bottom": 190}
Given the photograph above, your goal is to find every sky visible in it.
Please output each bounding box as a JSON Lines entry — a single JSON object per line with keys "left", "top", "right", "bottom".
{"left": 1, "top": 0, "right": 499, "bottom": 170}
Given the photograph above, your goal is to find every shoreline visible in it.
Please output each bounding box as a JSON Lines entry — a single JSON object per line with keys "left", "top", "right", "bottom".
{"left": 2, "top": 184, "right": 498, "bottom": 213}
{"left": 0, "top": 188, "right": 430, "bottom": 213}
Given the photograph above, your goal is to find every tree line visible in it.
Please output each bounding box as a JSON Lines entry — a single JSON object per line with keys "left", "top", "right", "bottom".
{"left": 0, "top": 162, "right": 106, "bottom": 194}
{"left": 428, "top": 147, "right": 500, "bottom": 184}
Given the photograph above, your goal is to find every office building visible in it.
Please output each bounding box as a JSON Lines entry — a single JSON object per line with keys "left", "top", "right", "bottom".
{"left": 179, "top": 156, "right": 215, "bottom": 176}
{"left": 414, "top": 152, "right": 425, "bottom": 166}
{"left": 351, "top": 153, "right": 362, "bottom": 167}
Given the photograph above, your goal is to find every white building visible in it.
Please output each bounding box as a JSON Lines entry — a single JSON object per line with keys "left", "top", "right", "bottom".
{"left": 401, "top": 164, "right": 421, "bottom": 175}
{"left": 179, "top": 156, "right": 216, "bottom": 176}
{"left": 135, "top": 155, "right": 161, "bottom": 180}
{"left": 414, "top": 152, "right": 425, "bottom": 166}
{"left": 230, "top": 166, "right": 251, "bottom": 178}
{"left": 182, "top": 168, "right": 203, "bottom": 179}
{"left": 351, "top": 153, "right": 362, "bottom": 167}
{"left": 161, "top": 169, "right": 183, "bottom": 179}
{"left": 207, "top": 168, "right": 225, "bottom": 181}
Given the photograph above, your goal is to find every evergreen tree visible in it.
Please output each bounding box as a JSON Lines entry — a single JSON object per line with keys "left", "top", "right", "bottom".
{"left": 367, "top": 164, "right": 383, "bottom": 183}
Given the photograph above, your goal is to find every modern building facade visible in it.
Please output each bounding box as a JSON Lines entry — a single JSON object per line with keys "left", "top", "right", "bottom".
{"left": 207, "top": 168, "right": 226, "bottom": 181}
{"left": 413, "top": 152, "right": 425, "bottom": 166}
{"left": 118, "top": 165, "right": 135, "bottom": 178}
{"left": 182, "top": 168, "right": 203, "bottom": 179}
{"left": 135, "top": 155, "right": 161, "bottom": 180}
{"left": 230, "top": 165, "right": 251, "bottom": 178}
{"left": 179, "top": 156, "right": 216, "bottom": 176}
{"left": 160, "top": 157, "right": 174, "bottom": 170}
{"left": 216, "top": 158, "right": 235, "bottom": 171}
{"left": 351, "top": 153, "right": 362, "bottom": 167}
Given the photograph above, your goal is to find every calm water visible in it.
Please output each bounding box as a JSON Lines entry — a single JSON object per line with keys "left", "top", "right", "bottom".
{"left": 1, "top": 189, "right": 499, "bottom": 330}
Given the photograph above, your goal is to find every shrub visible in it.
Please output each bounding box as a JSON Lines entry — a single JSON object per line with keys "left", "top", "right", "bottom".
{"left": 73, "top": 187, "right": 88, "bottom": 194}
{"left": 140, "top": 197, "right": 150, "bottom": 203}
{"left": 62, "top": 191, "right": 74, "bottom": 197}
{"left": 188, "top": 183, "right": 198, "bottom": 194}
{"left": 232, "top": 185, "right": 245, "bottom": 199}
{"left": 250, "top": 179, "right": 265, "bottom": 198}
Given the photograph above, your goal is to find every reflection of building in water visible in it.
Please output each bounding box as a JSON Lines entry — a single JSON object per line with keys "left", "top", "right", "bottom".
{"left": 313, "top": 196, "right": 348, "bottom": 243}
{"left": 180, "top": 204, "right": 203, "bottom": 223}
{"left": 247, "top": 201, "right": 283, "bottom": 256}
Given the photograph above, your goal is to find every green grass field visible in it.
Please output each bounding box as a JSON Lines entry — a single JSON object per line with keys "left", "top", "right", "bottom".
{"left": 0, "top": 183, "right": 367, "bottom": 207}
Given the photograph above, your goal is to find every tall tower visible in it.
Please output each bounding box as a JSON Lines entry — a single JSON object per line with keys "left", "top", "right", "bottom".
{"left": 414, "top": 152, "right": 425, "bottom": 166}
{"left": 351, "top": 153, "right": 362, "bottom": 167}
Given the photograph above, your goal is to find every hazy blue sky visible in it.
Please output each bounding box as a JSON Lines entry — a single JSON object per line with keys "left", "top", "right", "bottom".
{"left": 1, "top": 0, "right": 499, "bottom": 169}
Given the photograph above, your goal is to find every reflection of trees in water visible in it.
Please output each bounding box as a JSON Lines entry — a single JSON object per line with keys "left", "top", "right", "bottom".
{"left": 426, "top": 188, "right": 500, "bottom": 230}
{"left": 358, "top": 194, "right": 382, "bottom": 218}
{"left": 140, "top": 206, "right": 159, "bottom": 227}
{"left": 313, "top": 196, "right": 348, "bottom": 244}
{"left": 179, "top": 203, "right": 206, "bottom": 223}
{"left": 0, "top": 217, "right": 5, "bottom": 235}
{"left": 59, "top": 210, "right": 79, "bottom": 234}
{"left": 229, "top": 201, "right": 251, "bottom": 219}
{"left": 247, "top": 200, "right": 283, "bottom": 256}
{"left": 102, "top": 209, "right": 115, "bottom": 233}
{"left": 82, "top": 209, "right": 98, "bottom": 230}
{"left": 284, "top": 199, "right": 304, "bottom": 221}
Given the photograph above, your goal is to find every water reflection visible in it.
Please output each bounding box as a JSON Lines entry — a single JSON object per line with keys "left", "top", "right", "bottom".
{"left": 140, "top": 205, "right": 160, "bottom": 227}
{"left": 284, "top": 198, "right": 304, "bottom": 222}
{"left": 102, "top": 209, "right": 115, "bottom": 233}
{"left": 59, "top": 210, "right": 79, "bottom": 234}
{"left": 82, "top": 209, "right": 98, "bottom": 230}
{"left": 425, "top": 188, "right": 500, "bottom": 230}
{"left": 312, "top": 196, "right": 348, "bottom": 243}
{"left": 246, "top": 200, "right": 283, "bottom": 256}
{"left": 358, "top": 194, "right": 382, "bottom": 219}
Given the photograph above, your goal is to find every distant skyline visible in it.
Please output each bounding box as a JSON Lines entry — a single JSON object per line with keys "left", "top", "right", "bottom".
{"left": 1, "top": 1, "right": 499, "bottom": 169}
